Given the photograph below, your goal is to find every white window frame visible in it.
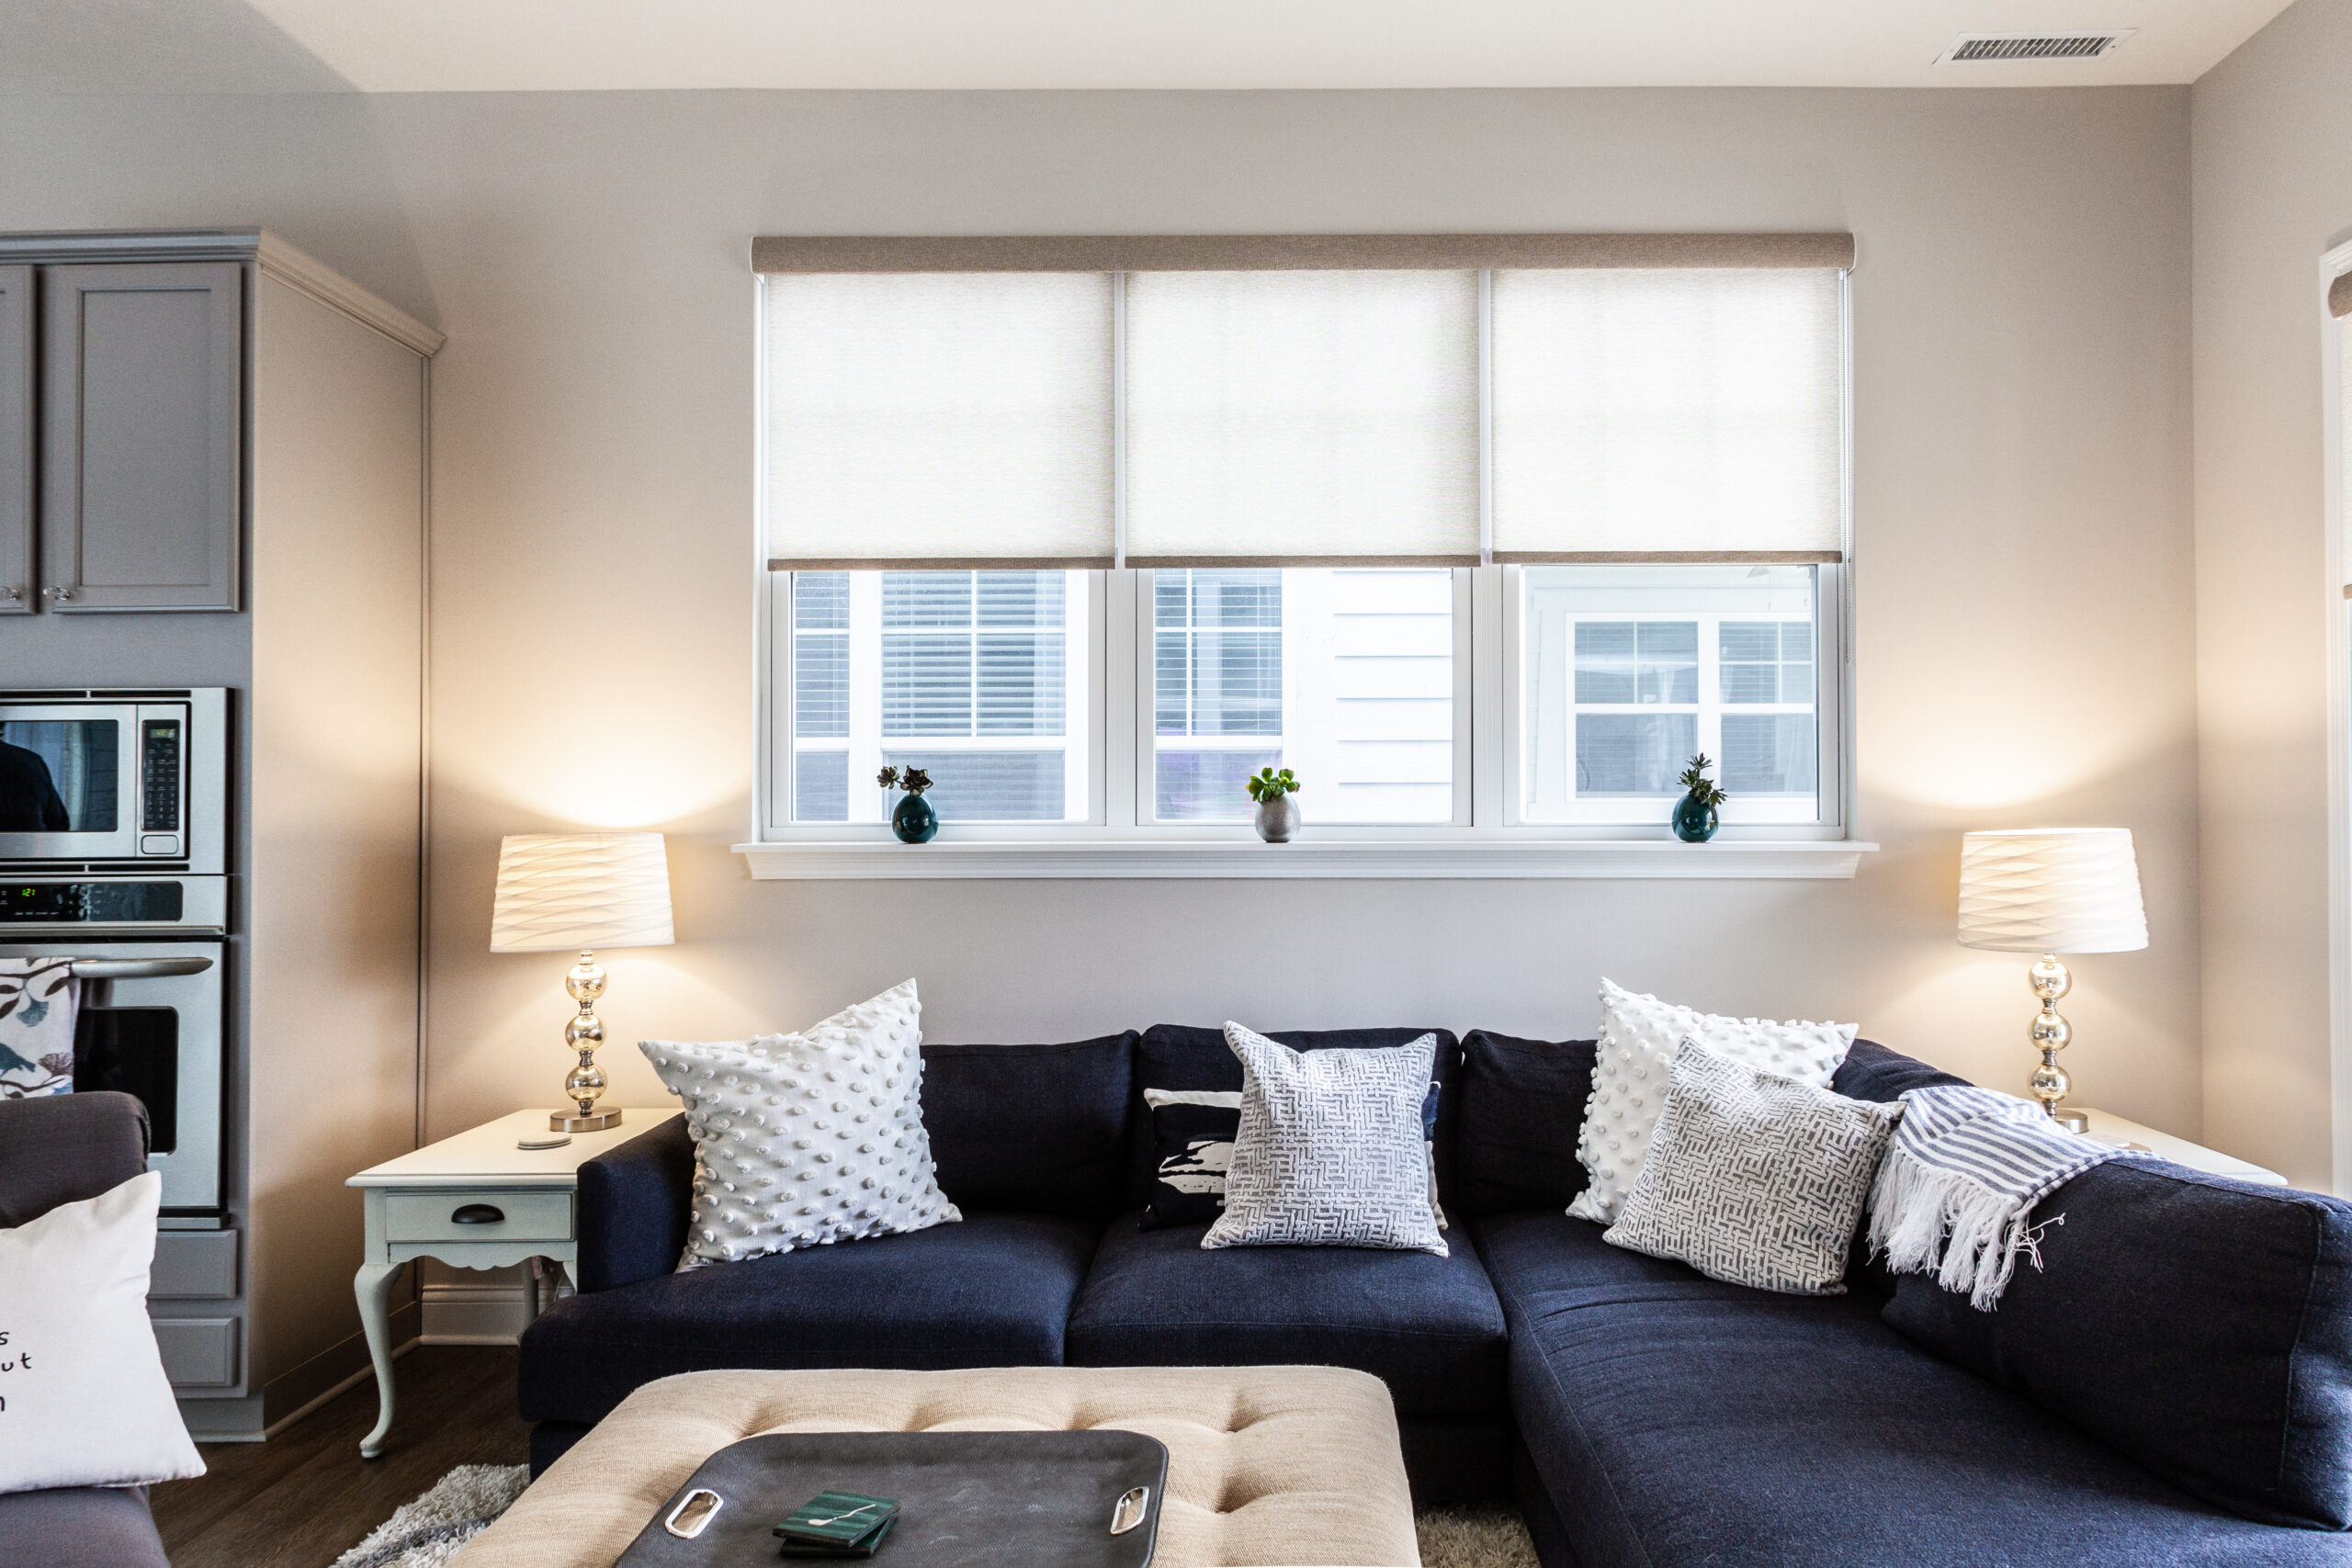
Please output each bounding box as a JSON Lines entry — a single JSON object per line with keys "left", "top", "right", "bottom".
{"left": 1502, "top": 564, "right": 1849, "bottom": 835}
{"left": 743, "top": 270, "right": 1868, "bottom": 878}
{"left": 2322, "top": 239, "right": 2352, "bottom": 1196}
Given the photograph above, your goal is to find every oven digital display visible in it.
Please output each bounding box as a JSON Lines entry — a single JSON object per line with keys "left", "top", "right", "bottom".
{"left": 1, "top": 882, "right": 185, "bottom": 922}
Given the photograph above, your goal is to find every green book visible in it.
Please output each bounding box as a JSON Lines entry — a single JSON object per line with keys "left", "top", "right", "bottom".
{"left": 775, "top": 1491, "right": 899, "bottom": 1554}
{"left": 777, "top": 1516, "right": 895, "bottom": 1559}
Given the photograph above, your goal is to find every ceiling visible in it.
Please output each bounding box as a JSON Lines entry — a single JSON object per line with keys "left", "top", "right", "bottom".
{"left": 6, "top": 0, "right": 2300, "bottom": 95}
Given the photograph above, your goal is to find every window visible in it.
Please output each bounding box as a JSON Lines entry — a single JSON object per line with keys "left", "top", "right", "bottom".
{"left": 1520, "top": 566, "right": 1826, "bottom": 825}
{"left": 1152, "top": 569, "right": 1458, "bottom": 824}
{"left": 786, "top": 570, "right": 1091, "bottom": 824}
{"left": 755, "top": 239, "right": 1849, "bottom": 853}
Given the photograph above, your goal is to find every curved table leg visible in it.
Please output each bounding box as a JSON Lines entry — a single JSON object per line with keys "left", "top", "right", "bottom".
{"left": 354, "top": 1260, "right": 407, "bottom": 1458}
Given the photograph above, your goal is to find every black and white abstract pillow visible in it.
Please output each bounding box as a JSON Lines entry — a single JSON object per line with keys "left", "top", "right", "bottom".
{"left": 1141, "top": 1079, "right": 1448, "bottom": 1231}
{"left": 1602, "top": 1037, "right": 1898, "bottom": 1295}
{"left": 1204, "top": 1023, "right": 1448, "bottom": 1255}
{"left": 1139, "top": 1089, "right": 1243, "bottom": 1229}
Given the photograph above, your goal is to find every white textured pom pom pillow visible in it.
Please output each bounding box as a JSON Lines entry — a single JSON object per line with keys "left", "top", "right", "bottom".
{"left": 0, "top": 1170, "right": 205, "bottom": 1495}
{"left": 640, "top": 979, "right": 959, "bottom": 1269}
{"left": 1568, "top": 979, "right": 1857, "bottom": 1226}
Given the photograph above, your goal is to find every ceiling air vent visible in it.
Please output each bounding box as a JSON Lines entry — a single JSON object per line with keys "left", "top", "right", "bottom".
{"left": 1937, "top": 30, "right": 2134, "bottom": 63}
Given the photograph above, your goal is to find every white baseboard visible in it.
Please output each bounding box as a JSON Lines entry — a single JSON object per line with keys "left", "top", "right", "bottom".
{"left": 420, "top": 1280, "right": 572, "bottom": 1346}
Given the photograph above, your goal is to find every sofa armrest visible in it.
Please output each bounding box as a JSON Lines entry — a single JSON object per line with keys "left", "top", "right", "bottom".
{"left": 0, "top": 1091, "right": 151, "bottom": 1228}
{"left": 575, "top": 1113, "right": 695, "bottom": 1293}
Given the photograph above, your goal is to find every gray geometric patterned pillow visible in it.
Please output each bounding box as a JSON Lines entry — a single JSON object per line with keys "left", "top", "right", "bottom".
{"left": 639, "top": 979, "right": 960, "bottom": 1269}
{"left": 1203, "top": 1023, "right": 1447, "bottom": 1257}
{"left": 1602, "top": 1037, "right": 1898, "bottom": 1295}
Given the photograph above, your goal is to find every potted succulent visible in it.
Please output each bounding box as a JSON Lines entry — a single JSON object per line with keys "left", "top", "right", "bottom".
{"left": 876, "top": 766, "right": 937, "bottom": 844}
{"left": 1671, "top": 754, "right": 1726, "bottom": 843}
{"left": 1246, "top": 766, "right": 1302, "bottom": 843}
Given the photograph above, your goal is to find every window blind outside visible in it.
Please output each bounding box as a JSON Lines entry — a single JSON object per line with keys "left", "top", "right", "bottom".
{"left": 1124, "top": 270, "right": 1482, "bottom": 566}
{"left": 763, "top": 272, "right": 1114, "bottom": 569}
{"left": 1490, "top": 269, "right": 1844, "bottom": 561}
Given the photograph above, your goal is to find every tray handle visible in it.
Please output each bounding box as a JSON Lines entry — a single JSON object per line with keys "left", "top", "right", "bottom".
{"left": 663, "top": 1489, "right": 724, "bottom": 1540}
{"left": 1110, "top": 1486, "right": 1150, "bottom": 1536}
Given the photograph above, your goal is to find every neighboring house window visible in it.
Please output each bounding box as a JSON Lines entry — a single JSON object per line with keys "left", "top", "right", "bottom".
{"left": 1521, "top": 566, "right": 1823, "bottom": 825}
{"left": 757, "top": 239, "right": 1848, "bottom": 844}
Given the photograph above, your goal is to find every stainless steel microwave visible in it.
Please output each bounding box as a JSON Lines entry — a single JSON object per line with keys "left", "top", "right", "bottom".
{"left": 0, "top": 689, "right": 226, "bottom": 873}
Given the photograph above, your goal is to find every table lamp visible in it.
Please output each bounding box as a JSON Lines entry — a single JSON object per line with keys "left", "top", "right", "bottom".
{"left": 491, "top": 831, "right": 674, "bottom": 1132}
{"left": 1957, "top": 828, "right": 2147, "bottom": 1133}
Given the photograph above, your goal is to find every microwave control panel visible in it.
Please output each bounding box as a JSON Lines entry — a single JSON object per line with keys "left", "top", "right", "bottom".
{"left": 142, "top": 719, "right": 183, "bottom": 834}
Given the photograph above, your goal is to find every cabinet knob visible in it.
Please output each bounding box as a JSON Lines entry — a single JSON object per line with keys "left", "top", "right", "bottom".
{"left": 42, "top": 585, "right": 74, "bottom": 603}
{"left": 0, "top": 586, "right": 17, "bottom": 603}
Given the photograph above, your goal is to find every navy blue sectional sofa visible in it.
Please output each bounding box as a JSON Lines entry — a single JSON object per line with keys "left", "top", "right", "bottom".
{"left": 518, "top": 1025, "right": 2352, "bottom": 1567}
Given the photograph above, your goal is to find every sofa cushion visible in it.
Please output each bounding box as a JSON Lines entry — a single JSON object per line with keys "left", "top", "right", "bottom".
{"left": 0, "top": 1486, "right": 171, "bottom": 1568}
{"left": 1453, "top": 1032, "right": 1595, "bottom": 1221}
{"left": 1131, "top": 1025, "right": 1461, "bottom": 1210}
{"left": 921, "top": 1033, "right": 1136, "bottom": 1223}
{"left": 518, "top": 1213, "right": 1098, "bottom": 1427}
{"left": 1832, "top": 1036, "right": 1968, "bottom": 1103}
{"left": 1477, "top": 1210, "right": 2345, "bottom": 1568}
{"left": 1066, "top": 1210, "right": 1507, "bottom": 1417}
{"left": 1883, "top": 1160, "right": 2352, "bottom": 1530}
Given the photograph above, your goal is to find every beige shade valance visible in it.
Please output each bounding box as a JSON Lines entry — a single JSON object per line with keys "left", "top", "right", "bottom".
{"left": 2332, "top": 269, "right": 2352, "bottom": 320}
{"left": 753, "top": 231, "right": 1855, "bottom": 276}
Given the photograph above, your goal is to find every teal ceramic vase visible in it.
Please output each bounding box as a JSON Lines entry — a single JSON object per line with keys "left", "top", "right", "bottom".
{"left": 891, "top": 793, "right": 938, "bottom": 844}
{"left": 1670, "top": 793, "right": 1719, "bottom": 843}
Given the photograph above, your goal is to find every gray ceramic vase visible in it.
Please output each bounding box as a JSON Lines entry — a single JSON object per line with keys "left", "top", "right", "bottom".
{"left": 1254, "top": 793, "right": 1301, "bottom": 843}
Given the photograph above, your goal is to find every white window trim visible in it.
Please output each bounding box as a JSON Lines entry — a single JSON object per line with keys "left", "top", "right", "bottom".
{"left": 2322, "top": 238, "right": 2352, "bottom": 1197}
{"left": 741, "top": 270, "right": 1872, "bottom": 879}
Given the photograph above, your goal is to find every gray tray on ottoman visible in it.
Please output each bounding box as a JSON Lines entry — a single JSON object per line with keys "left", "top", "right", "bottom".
{"left": 614, "top": 1429, "right": 1169, "bottom": 1568}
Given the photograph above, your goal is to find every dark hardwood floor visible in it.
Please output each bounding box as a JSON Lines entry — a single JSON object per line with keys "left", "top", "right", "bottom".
{"left": 152, "top": 1346, "right": 530, "bottom": 1568}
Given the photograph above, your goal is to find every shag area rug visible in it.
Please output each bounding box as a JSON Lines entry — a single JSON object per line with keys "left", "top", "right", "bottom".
{"left": 341, "top": 1464, "right": 1542, "bottom": 1568}
{"left": 331, "top": 1464, "right": 529, "bottom": 1568}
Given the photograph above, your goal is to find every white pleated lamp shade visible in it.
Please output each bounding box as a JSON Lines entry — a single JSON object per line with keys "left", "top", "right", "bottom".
{"left": 1957, "top": 829, "right": 2147, "bottom": 954}
{"left": 490, "top": 833, "right": 674, "bottom": 953}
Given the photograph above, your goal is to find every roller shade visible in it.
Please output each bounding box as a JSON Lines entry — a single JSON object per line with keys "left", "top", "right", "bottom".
{"left": 757, "top": 234, "right": 1852, "bottom": 570}
{"left": 2332, "top": 269, "right": 2352, "bottom": 320}
{"left": 1125, "top": 270, "right": 1481, "bottom": 566}
{"left": 763, "top": 272, "right": 1114, "bottom": 569}
{"left": 1490, "top": 269, "right": 1844, "bottom": 561}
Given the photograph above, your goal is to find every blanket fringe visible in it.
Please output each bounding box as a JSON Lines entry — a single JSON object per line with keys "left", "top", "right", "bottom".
{"left": 1866, "top": 1146, "right": 2051, "bottom": 1312}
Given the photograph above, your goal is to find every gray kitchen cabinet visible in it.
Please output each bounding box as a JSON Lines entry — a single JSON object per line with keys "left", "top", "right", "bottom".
{"left": 0, "top": 265, "right": 28, "bottom": 614}
{"left": 40, "top": 262, "right": 243, "bottom": 612}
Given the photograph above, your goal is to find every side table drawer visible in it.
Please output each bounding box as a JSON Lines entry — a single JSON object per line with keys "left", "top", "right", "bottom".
{"left": 386, "top": 1190, "right": 573, "bottom": 1245}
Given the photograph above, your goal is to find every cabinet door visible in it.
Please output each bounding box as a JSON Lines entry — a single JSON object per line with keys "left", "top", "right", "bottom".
{"left": 41, "top": 262, "right": 243, "bottom": 612}
{"left": 0, "top": 266, "right": 28, "bottom": 615}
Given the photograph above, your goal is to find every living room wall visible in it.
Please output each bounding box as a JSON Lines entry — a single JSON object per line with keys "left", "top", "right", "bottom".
{"left": 0, "top": 86, "right": 2210, "bottom": 1162}
{"left": 2189, "top": 0, "right": 2352, "bottom": 1191}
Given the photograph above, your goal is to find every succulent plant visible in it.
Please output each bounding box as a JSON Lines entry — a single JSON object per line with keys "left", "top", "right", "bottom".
{"left": 876, "top": 765, "right": 933, "bottom": 796}
{"left": 1245, "top": 766, "right": 1300, "bottom": 802}
{"left": 1677, "top": 754, "right": 1727, "bottom": 809}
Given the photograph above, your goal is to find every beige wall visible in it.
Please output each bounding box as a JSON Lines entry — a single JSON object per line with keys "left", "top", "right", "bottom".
{"left": 2190, "top": 0, "right": 2352, "bottom": 1190}
{"left": 0, "top": 86, "right": 2207, "bottom": 1162}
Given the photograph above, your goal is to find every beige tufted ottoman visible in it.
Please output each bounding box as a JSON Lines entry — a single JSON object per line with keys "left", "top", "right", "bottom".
{"left": 456, "top": 1365, "right": 1419, "bottom": 1568}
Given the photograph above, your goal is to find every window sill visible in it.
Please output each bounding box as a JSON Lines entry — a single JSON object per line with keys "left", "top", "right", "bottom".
{"left": 732, "top": 838, "right": 1876, "bottom": 881}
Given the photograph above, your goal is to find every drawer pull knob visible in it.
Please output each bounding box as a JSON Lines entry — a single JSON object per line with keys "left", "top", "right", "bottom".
{"left": 450, "top": 1203, "right": 505, "bottom": 1225}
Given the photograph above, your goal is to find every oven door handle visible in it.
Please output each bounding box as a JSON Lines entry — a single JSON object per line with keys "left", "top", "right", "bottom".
{"left": 68, "top": 957, "right": 214, "bottom": 979}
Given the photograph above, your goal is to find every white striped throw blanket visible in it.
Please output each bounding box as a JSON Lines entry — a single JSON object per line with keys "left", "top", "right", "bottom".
{"left": 0, "top": 956, "right": 78, "bottom": 1098}
{"left": 1866, "top": 1085, "right": 2132, "bottom": 1310}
